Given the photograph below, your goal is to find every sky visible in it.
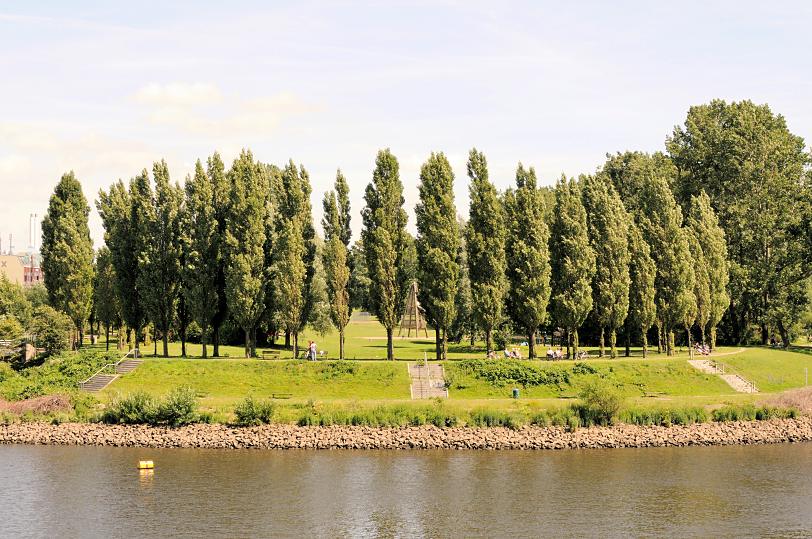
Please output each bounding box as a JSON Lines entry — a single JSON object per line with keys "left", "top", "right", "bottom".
{"left": 1, "top": 0, "right": 811, "bottom": 250}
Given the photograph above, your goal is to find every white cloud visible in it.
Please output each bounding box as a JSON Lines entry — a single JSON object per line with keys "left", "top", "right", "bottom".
{"left": 133, "top": 82, "right": 223, "bottom": 107}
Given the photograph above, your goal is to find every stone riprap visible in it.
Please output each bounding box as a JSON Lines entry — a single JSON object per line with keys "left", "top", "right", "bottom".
{"left": 1, "top": 418, "right": 811, "bottom": 450}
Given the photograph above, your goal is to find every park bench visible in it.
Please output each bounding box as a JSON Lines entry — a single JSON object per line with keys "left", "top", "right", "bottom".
{"left": 261, "top": 349, "right": 281, "bottom": 360}
{"left": 271, "top": 393, "right": 292, "bottom": 399}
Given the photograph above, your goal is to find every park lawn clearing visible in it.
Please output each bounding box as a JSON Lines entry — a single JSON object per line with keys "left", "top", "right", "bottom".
{"left": 721, "top": 347, "right": 812, "bottom": 392}
{"left": 103, "top": 359, "right": 411, "bottom": 408}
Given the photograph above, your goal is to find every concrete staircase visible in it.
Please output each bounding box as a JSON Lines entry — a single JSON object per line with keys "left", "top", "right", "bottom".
{"left": 79, "top": 353, "right": 143, "bottom": 392}
{"left": 409, "top": 362, "right": 448, "bottom": 399}
{"left": 688, "top": 358, "right": 758, "bottom": 393}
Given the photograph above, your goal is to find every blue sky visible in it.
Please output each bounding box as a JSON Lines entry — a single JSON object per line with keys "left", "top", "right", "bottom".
{"left": 1, "top": 1, "right": 810, "bottom": 248}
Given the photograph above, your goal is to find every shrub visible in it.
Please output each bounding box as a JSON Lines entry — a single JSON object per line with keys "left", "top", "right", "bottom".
{"left": 712, "top": 404, "right": 798, "bottom": 422}
{"left": 154, "top": 386, "right": 199, "bottom": 427}
{"left": 0, "top": 315, "right": 24, "bottom": 342}
{"left": 455, "top": 359, "right": 572, "bottom": 388}
{"left": 102, "top": 391, "right": 157, "bottom": 424}
{"left": 29, "top": 306, "right": 73, "bottom": 355}
{"left": 619, "top": 407, "right": 708, "bottom": 426}
{"left": 234, "top": 396, "right": 276, "bottom": 426}
{"left": 575, "top": 380, "right": 623, "bottom": 426}
{"left": 469, "top": 408, "right": 524, "bottom": 429}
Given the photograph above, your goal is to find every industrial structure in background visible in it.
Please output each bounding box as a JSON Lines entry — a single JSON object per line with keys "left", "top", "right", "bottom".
{"left": 0, "top": 213, "right": 45, "bottom": 287}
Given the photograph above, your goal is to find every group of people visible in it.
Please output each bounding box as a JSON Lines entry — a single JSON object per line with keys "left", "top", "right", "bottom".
{"left": 304, "top": 340, "right": 318, "bottom": 361}
{"left": 694, "top": 342, "right": 711, "bottom": 356}
{"left": 546, "top": 348, "right": 565, "bottom": 359}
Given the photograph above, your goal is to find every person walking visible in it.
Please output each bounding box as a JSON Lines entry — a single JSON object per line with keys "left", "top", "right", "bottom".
{"left": 309, "top": 340, "right": 317, "bottom": 361}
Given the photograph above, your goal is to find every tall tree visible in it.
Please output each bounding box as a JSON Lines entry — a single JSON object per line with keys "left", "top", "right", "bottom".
{"left": 636, "top": 173, "right": 696, "bottom": 355}
{"left": 208, "top": 152, "right": 230, "bottom": 357}
{"left": 224, "top": 150, "right": 268, "bottom": 358}
{"left": 93, "top": 246, "right": 119, "bottom": 351}
{"left": 450, "top": 226, "right": 475, "bottom": 346}
{"left": 465, "top": 148, "right": 507, "bottom": 354}
{"left": 97, "top": 175, "right": 148, "bottom": 354}
{"left": 272, "top": 160, "right": 314, "bottom": 358}
{"left": 41, "top": 171, "right": 95, "bottom": 347}
{"left": 322, "top": 172, "right": 352, "bottom": 359}
{"left": 184, "top": 160, "right": 219, "bottom": 358}
{"left": 415, "top": 152, "right": 459, "bottom": 361}
{"left": 582, "top": 175, "right": 630, "bottom": 358}
{"left": 348, "top": 240, "right": 372, "bottom": 312}
{"left": 550, "top": 176, "right": 596, "bottom": 359}
{"left": 361, "top": 149, "right": 409, "bottom": 360}
{"left": 627, "top": 222, "right": 657, "bottom": 357}
{"left": 668, "top": 99, "right": 811, "bottom": 345}
{"left": 686, "top": 192, "right": 730, "bottom": 349}
{"left": 138, "top": 160, "right": 183, "bottom": 357}
{"left": 504, "top": 164, "right": 551, "bottom": 359}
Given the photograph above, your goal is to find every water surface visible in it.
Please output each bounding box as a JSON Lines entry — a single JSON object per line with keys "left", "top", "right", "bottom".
{"left": 1, "top": 443, "right": 810, "bottom": 538}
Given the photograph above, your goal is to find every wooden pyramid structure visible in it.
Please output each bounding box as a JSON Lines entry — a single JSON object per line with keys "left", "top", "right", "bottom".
{"left": 399, "top": 281, "right": 428, "bottom": 337}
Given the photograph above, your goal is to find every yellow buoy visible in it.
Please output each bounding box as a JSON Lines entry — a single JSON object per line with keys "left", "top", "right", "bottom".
{"left": 137, "top": 460, "right": 154, "bottom": 470}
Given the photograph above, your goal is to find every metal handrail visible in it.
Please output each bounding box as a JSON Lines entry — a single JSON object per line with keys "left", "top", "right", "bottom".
{"left": 78, "top": 348, "right": 140, "bottom": 389}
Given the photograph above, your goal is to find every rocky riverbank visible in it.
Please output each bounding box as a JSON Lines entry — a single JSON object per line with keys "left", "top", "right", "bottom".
{"left": 1, "top": 417, "right": 811, "bottom": 450}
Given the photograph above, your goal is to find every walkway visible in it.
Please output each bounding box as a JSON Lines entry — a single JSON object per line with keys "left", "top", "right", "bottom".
{"left": 688, "top": 357, "right": 758, "bottom": 393}
{"left": 408, "top": 362, "right": 448, "bottom": 399}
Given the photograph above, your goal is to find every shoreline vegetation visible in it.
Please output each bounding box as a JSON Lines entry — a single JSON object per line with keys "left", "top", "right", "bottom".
{"left": 2, "top": 417, "right": 811, "bottom": 451}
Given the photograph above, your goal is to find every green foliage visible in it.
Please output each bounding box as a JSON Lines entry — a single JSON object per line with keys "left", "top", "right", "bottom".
{"left": 668, "top": 99, "right": 810, "bottom": 346}
{"left": 627, "top": 222, "right": 657, "bottom": 351}
{"left": 295, "top": 403, "right": 458, "bottom": 428}
{"left": 102, "top": 386, "right": 200, "bottom": 426}
{"left": 550, "top": 176, "right": 596, "bottom": 355}
{"left": 362, "top": 149, "right": 410, "bottom": 359}
{"left": 0, "top": 349, "right": 115, "bottom": 400}
{"left": 40, "top": 171, "right": 95, "bottom": 336}
{"left": 711, "top": 404, "right": 797, "bottom": 422}
{"left": 0, "top": 273, "right": 32, "bottom": 325}
{"left": 0, "top": 315, "right": 24, "bottom": 343}
{"left": 504, "top": 164, "right": 551, "bottom": 357}
{"left": 574, "top": 380, "right": 623, "bottom": 426}
{"left": 416, "top": 152, "right": 459, "bottom": 359}
{"left": 93, "top": 246, "right": 119, "bottom": 337}
{"left": 455, "top": 359, "right": 588, "bottom": 389}
{"left": 225, "top": 150, "right": 269, "bottom": 356}
{"left": 469, "top": 409, "right": 524, "bottom": 429}
{"left": 322, "top": 172, "right": 352, "bottom": 357}
{"left": 582, "top": 175, "right": 630, "bottom": 357}
{"left": 29, "top": 305, "right": 74, "bottom": 355}
{"left": 619, "top": 407, "right": 708, "bottom": 426}
{"left": 234, "top": 395, "right": 276, "bottom": 426}
{"left": 24, "top": 284, "right": 49, "bottom": 309}
{"left": 465, "top": 148, "right": 507, "bottom": 353}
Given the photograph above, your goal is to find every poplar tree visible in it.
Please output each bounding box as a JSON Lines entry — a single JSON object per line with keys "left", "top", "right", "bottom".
{"left": 504, "top": 164, "right": 551, "bottom": 359}
{"left": 627, "top": 222, "right": 656, "bottom": 357}
{"left": 41, "top": 171, "right": 95, "bottom": 347}
{"left": 361, "top": 149, "right": 409, "bottom": 360}
{"left": 465, "top": 148, "right": 507, "bottom": 354}
{"left": 415, "top": 152, "right": 459, "bottom": 361}
{"left": 450, "top": 229, "right": 475, "bottom": 346}
{"left": 224, "top": 150, "right": 268, "bottom": 357}
{"left": 93, "top": 246, "right": 119, "bottom": 350}
{"left": 637, "top": 174, "right": 695, "bottom": 355}
{"left": 208, "top": 152, "right": 230, "bottom": 357}
{"left": 686, "top": 231, "right": 707, "bottom": 354}
{"left": 184, "top": 160, "right": 219, "bottom": 358}
{"left": 582, "top": 175, "right": 630, "bottom": 358}
{"left": 550, "top": 176, "right": 596, "bottom": 359}
{"left": 97, "top": 174, "right": 149, "bottom": 354}
{"left": 272, "top": 161, "right": 314, "bottom": 358}
{"left": 686, "top": 192, "right": 730, "bottom": 349}
{"left": 322, "top": 172, "right": 352, "bottom": 359}
{"left": 139, "top": 160, "right": 183, "bottom": 357}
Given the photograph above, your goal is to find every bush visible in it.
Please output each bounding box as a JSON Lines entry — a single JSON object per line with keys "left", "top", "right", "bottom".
{"left": 455, "top": 359, "right": 572, "bottom": 388}
{"left": 575, "top": 380, "right": 624, "bottom": 426}
{"left": 712, "top": 404, "right": 798, "bottom": 422}
{"left": 101, "top": 386, "right": 201, "bottom": 426}
{"left": 619, "top": 407, "right": 708, "bottom": 426}
{"left": 234, "top": 395, "right": 276, "bottom": 426}
{"left": 0, "top": 350, "right": 114, "bottom": 401}
{"left": 469, "top": 408, "right": 524, "bottom": 429}
{"left": 0, "top": 315, "right": 24, "bottom": 342}
{"left": 29, "top": 306, "right": 73, "bottom": 355}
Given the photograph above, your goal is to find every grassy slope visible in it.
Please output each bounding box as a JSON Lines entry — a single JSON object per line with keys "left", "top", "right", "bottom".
{"left": 721, "top": 347, "right": 812, "bottom": 392}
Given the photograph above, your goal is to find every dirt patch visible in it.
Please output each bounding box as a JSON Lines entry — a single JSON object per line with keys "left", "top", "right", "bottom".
{"left": 766, "top": 387, "right": 812, "bottom": 414}
{"left": 0, "top": 395, "right": 72, "bottom": 415}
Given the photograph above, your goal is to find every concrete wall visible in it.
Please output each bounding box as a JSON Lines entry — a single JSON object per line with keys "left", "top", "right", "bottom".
{"left": 0, "top": 255, "right": 25, "bottom": 285}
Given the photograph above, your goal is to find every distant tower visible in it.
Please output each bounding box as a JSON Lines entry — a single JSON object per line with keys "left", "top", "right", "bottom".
{"left": 28, "top": 213, "right": 35, "bottom": 253}
{"left": 8, "top": 233, "right": 14, "bottom": 255}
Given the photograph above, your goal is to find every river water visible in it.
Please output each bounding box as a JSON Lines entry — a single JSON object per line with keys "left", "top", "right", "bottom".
{"left": 1, "top": 443, "right": 810, "bottom": 538}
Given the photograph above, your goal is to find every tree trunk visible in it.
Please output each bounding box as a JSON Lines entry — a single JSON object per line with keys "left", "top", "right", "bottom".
{"left": 700, "top": 324, "right": 706, "bottom": 347}
{"left": 599, "top": 328, "right": 605, "bottom": 358}
{"left": 485, "top": 327, "right": 493, "bottom": 355}
{"left": 202, "top": 329, "right": 208, "bottom": 359}
{"left": 566, "top": 330, "right": 571, "bottom": 359}
{"left": 244, "top": 329, "right": 250, "bottom": 358}
{"left": 285, "top": 331, "right": 291, "bottom": 348}
{"left": 162, "top": 328, "right": 169, "bottom": 358}
{"left": 435, "top": 327, "right": 442, "bottom": 361}
{"left": 105, "top": 324, "right": 110, "bottom": 351}
{"left": 624, "top": 326, "right": 630, "bottom": 357}
{"left": 760, "top": 323, "right": 769, "bottom": 346}
{"left": 610, "top": 330, "right": 617, "bottom": 359}
{"left": 250, "top": 327, "right": 257, "bottom": 358}
{"left": 667, "top": 329, "right": 675, "bottom": 357}
{"left": 656, "top": 323, "right": 663, "bottom": 354}
{"left": 213, "top": 324, "right": 220, "bottom": 357}
{"left": 686, "top": 324, "right": 693, "bottom": 359}
{"left": 777, "top": 319, "right": 790, "bottom": 348}
{"left": 710, "top": 326, "right": 717, "bottom": 352}
{"left": 441, "top": 329, "right": 448, "bottom": 361}
{"left": 573, "top": 329, "right": 579, "bottom": 359}
{"left": 642, "top": 329, "right": 648, "bottom": 358}
{"left": 293, "top": 332, "right": 299, "bottom": 359}
{"left": 528, "top": 330, "right": 536, "bottom": 359}
{"left": 134, "top": 327, "right": 141, "bottom": 356}
{"left": 386, "top": 327, "right": 394, "bottom": 361}
{"left": 339, "top": 327, "right": 345, "bottom": 360}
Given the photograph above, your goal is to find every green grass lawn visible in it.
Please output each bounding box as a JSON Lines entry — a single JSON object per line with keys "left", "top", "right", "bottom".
{"left": 719, "top": 346, "right": 812, "bottom": 392}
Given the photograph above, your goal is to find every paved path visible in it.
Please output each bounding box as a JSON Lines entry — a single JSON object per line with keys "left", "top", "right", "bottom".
{"left": 688, "top": 356, "right": 758, "bottom": 393}
{"left": 408, "top": 362, "right": 448, "bottom": 399}
{"left": 80, "top": 358, "right": 143, "bottom": 392}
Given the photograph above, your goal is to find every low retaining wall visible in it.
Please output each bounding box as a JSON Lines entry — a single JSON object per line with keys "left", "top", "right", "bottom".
{"left": 2, "top": 418, "right": 811, "bottom": 450}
